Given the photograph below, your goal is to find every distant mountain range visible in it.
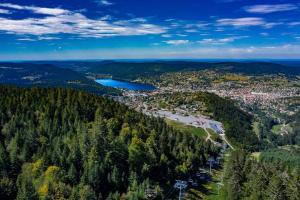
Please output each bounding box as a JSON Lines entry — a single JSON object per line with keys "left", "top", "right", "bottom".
{"left": 0, "top": 62, "right": 119, "bottom": 94}
{"left": 42, "top": 61, "right": 300, "bottom": 80}
{"left": 1, "top": 61, "right": 299, "bottom": 91}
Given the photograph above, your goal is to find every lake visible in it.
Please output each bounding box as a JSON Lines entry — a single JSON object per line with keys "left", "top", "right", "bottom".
{"left": 95, "top": 79, "right": 156, "bottom": 91}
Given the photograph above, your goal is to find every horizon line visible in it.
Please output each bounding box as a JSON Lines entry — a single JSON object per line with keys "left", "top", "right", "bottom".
{"left": 1, "top": 58, "right": 300, "bottom": 62}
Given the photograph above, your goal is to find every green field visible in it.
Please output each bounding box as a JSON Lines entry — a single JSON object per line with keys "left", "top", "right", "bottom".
{"left": 165, "top": 119, "right": 207, "bottom": 139}
{"left": 207, "top": 128, "right": 222, "bottom": 142}
{"left": 271, "top": 124, "right": 283, "bottom": 134}
{"left": 252, "top": 121, "right": 260, "bottom": 136}
{"left": 185, "top": 169, "right": 225, "bottom": 200}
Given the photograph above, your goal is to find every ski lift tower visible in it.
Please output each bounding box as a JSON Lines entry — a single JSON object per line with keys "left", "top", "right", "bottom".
{"left": 174, "top": 180, "right": 188, "bottom": 200}
{"left": 207, "top": 157, "right": 215, "bottom": 174}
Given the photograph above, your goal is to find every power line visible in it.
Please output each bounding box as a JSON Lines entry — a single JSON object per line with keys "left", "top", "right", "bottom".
{"left": 164, "top": 187, "right": 175, "bottom": 199}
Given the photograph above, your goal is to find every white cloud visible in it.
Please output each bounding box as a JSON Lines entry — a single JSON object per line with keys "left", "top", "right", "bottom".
{"left": 260, "top": 32, "right": 269, "bottom": 36}
{"left": 177, "top": 34, "right": 188, "bottom": 37}
{"left": 0, "top": 8, "right": 11, "bottom": 14}
{"left": 38, "top": 36, "right": 61, "bottom": 40}
{"left": 198, "top": 36, "right": 248, "bottom": 45}
{"left": 184, "top": 22, "right": 210, "bottom": 29}
{"left": 161, "top": 34, "right": 172, "bottom": 38}
{"left": 185, "top": 29, "right": 198, "bottom": 33}
{"left": 0, "top": 3, "right": 69, "bottom": 15}
{"left": 217, "top": 17, "right": 266, "bottom": 27}
{"left": 165, "top": 19, "right": 175, "bottom": 22}
{"left": 244, "top": 4, "right": 298, "bottom": 14}
{"left": 17, "top": 38, "right": 36, "bottom": 41}
{"left": 96, "top": 0, "right": 114, "bottom": 6}
{"left": 263, "top": 22, "right": 282, "bottom": 29}
{"left": 289, "top": 22, "right": 300, "bottom": 26}
{"left": 0, "top": 3, "right": 166, "bottom": 38}
{"left": 164, "top": 40, "right": 189, "bottom": 45}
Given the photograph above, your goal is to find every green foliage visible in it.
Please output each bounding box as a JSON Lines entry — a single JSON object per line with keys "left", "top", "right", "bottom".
{"left": 0, "top": 177, "right": 16, "bottom": 200}
{"left": 260, "top": 147, "right": 300, "bottom": 170}
{"left": 146, "top": 91, "right": 258, "bottom": 149}
{"left": 224, "top": 149, "right": 300, "bottom": 200}
{"left": 193, "top": 92, "right": 259, "bottom": 150}
{"left": 0, "top": 86, "right": 217, "bottom": 199}
{"left": 165, "top": 119, "right": 207, "bottom": 139}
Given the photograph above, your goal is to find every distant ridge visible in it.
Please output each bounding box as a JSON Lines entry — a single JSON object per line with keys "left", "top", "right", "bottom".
{"left": 80, "top": 61, "right": 300, "bottom": 79}
{"left": 1, "top": 61, "right": 299, "bottom": 89}
{"left": 0, "top": 62, "right": 119, "bottom": 94}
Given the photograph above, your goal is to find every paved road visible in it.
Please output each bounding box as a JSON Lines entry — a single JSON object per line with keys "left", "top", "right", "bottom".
{"left": 153, "top": 110, "right": 224, "bottom": 133}
{"left": 147, "top": 109, "right": 234, "bottom": 149}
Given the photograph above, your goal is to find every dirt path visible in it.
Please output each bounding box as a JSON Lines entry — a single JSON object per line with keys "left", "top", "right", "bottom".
{"left": 220, "top": 133, "right": 234, "bottom": 150}
{"left": 204, "top": 128, "right": 234, "bottom": 150}
{"left": 204, "top": 128, "right": 215, "bottom": 143}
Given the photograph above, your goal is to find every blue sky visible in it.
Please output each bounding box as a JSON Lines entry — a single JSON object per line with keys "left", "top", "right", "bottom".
{"left": 0, "top": 0, "right": 300, "bottom": 60}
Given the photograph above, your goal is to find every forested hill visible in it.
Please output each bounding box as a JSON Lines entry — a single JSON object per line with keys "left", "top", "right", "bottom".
{"left": 87, "top": 61, "right": 211, "bottom": 79}
{"left": 0, "top": 63, "right": 119, "bottom": 95}
{"left": 155, "top": 92, "right": 259, "bottom": 150}
{"left": 0, "top": 86, "right": 218, "bottom": 199}
{"left": 3, "top": 61, "right": 299, "bottom": 85}
{"left": 64, "top": 61, "right": 300, "bottom": 80}
{"left": 194, "top": 92, "right": 259, "bottom": 150}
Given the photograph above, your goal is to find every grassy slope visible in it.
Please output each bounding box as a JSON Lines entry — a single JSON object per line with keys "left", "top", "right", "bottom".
{"left": 165, "top": 119, "right": 207, "bottom": 139}
{"left": 165, "top": 119, "right": 227, "bottom": 200}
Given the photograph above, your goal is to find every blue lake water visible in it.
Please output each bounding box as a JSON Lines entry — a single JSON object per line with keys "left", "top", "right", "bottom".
{"left": 96, "top": 79, "right": 156, "bottom": 91}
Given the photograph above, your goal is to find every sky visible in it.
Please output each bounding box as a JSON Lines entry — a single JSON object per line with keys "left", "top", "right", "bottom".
{"left": 0, "top": 0, "right": 300, "bottom": 60}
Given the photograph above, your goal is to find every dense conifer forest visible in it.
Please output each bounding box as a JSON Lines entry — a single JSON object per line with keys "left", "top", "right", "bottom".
{"left": 1, "top": 86, "right": 299, "bottom": 200}
{"left": 223, "top": 149, "right": 300, "bottom": 200}
{"left": 0, "top": 86, "right": 219, "bottom": 199}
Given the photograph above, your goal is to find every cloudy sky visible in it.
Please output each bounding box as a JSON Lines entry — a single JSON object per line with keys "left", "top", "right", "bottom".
{"left": 0, "top": 0, "right": 300, "bottom": 60}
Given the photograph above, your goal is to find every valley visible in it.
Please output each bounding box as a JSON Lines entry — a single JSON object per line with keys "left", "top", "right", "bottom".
{"left": 1, "top": 0, "right": 300, "bottom": 199}
{"left": 0, "top": 61, "right": 299, "bottom": 199}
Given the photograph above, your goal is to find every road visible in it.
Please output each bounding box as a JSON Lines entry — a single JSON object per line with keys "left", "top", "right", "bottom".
{"left": 145, "top": 109, "right": 234, "bottom": 149}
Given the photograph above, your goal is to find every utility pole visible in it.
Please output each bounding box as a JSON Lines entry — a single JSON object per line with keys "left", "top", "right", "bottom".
{"left": 174, "top": 180, "right": 187, "bottom": 200}
{"left": 208, "top": 157, "right": 214, "bottom": 174}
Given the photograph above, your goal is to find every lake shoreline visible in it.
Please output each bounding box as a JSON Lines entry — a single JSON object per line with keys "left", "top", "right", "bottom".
{"left": 95, "top": 78, "right": 156, "bottom": 91}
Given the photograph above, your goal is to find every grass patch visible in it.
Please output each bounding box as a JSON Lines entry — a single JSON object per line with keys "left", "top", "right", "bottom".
{"left": 165, "top": 119, "right": 206, "bottom": 139}
{"left": 185, "top": 170, "right": 225, "bottom": 200}
{"left": 252, "top": 121, "right": 260, "bottom": 136}
{"left": 251, "top": 152, "right": 261, "bottom": 161}
{"left": 204, "top": 170, "right": 226, "bottom": 200}
{"left": 271, "top": 124, "right": 283, "bottom": 134}
{"left": 206, "top": 128, "right": 221, "bottom": 141}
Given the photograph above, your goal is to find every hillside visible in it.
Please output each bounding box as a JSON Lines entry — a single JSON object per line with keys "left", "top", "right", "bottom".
{"left": 66, "top": 61, "right": 300, "bottom": 80}
{"left": 0, "top": 86, "right": 218, "bottom": 199}
{"left": 8, "top": 61, "right": 300, "bottom": 81}
{"left": 0, "top": 63, "right": 119, "bottom": 95}
{"left": 143, "top": 92, "right": 259, "bottom": 149}
{"left": 223, "top": 149, "right": 300, "bottom": 200}
{"left": 212, "top": 62, "right": 300, "bottom": 75}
